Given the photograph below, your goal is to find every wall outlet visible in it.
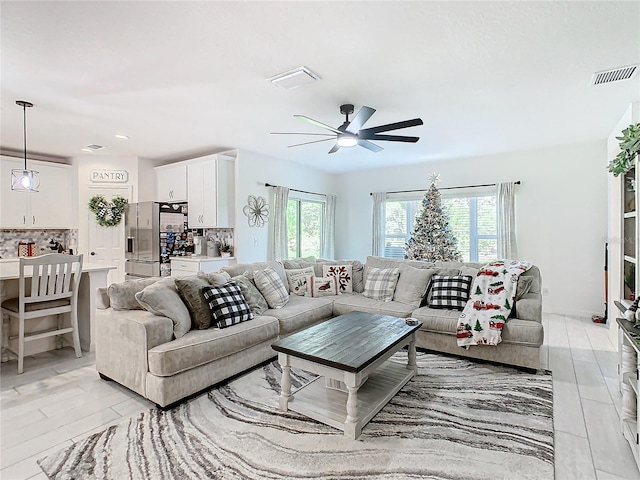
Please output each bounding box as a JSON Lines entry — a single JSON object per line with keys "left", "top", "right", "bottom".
{"left": 253, "top": 238, "right": 258, "bottom": 247}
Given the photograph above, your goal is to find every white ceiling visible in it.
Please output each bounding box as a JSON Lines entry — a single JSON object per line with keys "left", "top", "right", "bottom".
{"left": 1, "top": 1, "right": 639, "bottom": 174}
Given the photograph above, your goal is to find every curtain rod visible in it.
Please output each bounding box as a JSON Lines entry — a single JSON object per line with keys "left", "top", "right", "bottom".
{"left": 369, "top": 181, "right": 521, "bottom": 196}
{"left": 265, "top": 183, "right": 326, "bottom": 197}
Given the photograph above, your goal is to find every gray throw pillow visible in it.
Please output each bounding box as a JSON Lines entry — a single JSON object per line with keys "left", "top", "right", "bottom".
{"left": 231, "top": 273, "right": 269, "bottom": 315}
{"left": 107, "top": 277, "right": 160, "bottom": 311}
{"left": 198, "top": 270, "right": 232, "bottom": 286}
{"left": 175, "top": 275, "right": 215, "bottom": 329}
{"left": 254, "top": 267, "right": 290, "bottom": 309}
{"left": 515, "top": 276, "right": 534, "bottom": 300}
{"left": 393, "top": 264, "right": 435, "bottom": 307}
{"left": 135, "top": 278, "right": 191, "bottom": 338}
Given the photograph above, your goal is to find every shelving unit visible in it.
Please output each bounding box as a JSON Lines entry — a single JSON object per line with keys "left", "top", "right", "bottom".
{"left": 623, "top": 168, "right": 638, "bottom": 300}
{"left": 616, "top": 313, "right": 640, "bottom": 469}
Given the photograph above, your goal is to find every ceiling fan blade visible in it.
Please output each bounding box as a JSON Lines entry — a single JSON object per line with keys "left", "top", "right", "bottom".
{"left": 294, "top": 115, "right": 342, "bottom": 134}
{"left": 361, "top": 134, "right": 420, "bottom": 143}
{"left": 357, "top": 140, "right": 383, "bottom": 153}
{"left": 359, "top": 118, "right": 424, "bottom": 135}
{"left": 328, "top": 144, "right": 341, "bottom": 154}
{"left": 345, "top": 106, "right": 376, "bottom": 134}
{"left": 287, "top": 138, "right": 335, "bottom": 148}
{"left": 271, "top": 132, "right": 335, "bottom": 136}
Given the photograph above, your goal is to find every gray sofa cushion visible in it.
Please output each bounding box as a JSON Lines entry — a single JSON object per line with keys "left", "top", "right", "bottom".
{"left": 175, "top": 275, "right": 214, "bottom": 330}
{"left": 148, "top": 315, "right": 279, "bottom": 376}
{"left": 223, "top": 261, "right": 287, "bottom": 287}
{"left": 393, "top": 264, "right": 435, "bottom": 306}
{"left": 411, "top": 306, "right": 543, "bottom": 347}
{"left": 265, "top": 294, "right": 334, "bottom": 336}
{"left": 332, "top": 293, "right": 415, "bottom": 318}
{"left": 135, "top": 277, "right": 191, "bottom": 339}
{"left": 108, "top": 277, "right": 160, "bottom": 311}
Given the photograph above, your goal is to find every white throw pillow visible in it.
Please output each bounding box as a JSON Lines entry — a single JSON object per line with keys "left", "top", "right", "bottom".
{"left": 285, "top": 266, "right": 316, "bottom": 296}
{"left": 362, "top": 267, "right": 400, "bottom": 302}
{"left": 306, "top": 276, "right": 340, "bottom": 297}
{"left": 322, "top": 264, "right": 353, "bottom": 294}
{"left": 254, "top": 267, "right": 290, "bottom": 309}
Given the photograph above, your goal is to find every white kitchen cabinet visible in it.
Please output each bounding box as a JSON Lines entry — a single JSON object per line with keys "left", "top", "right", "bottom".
{"left": 187, "top": 153, "right": 235, "bottom": 228}
{"left": 155, "top": 163, "right": 187, "bottom": 202}
{"left": 0, "top": 156, "right": 72, "bottom": 229}
{"left": 170, "top": 256, "right": 235, "bottom": 278}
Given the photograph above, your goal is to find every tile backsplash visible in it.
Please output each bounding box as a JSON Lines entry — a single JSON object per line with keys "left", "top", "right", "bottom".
{"left": 0, "top": 229, "right": 78, "bottom": 258}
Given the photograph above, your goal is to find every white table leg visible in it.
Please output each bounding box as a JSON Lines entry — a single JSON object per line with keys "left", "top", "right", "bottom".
{"left": 407, "top": 334, "right": 417, "bottom": 374}
{"left": 279, "top": 353, "right": 292, "bottom": 411}
{"left": 1, "top": 315, "right": 9, "bottom": 363}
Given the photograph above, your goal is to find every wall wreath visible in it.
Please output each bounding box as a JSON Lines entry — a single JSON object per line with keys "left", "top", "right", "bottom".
{"left": 88, "top": 195, "right": 128, "bottom": 227}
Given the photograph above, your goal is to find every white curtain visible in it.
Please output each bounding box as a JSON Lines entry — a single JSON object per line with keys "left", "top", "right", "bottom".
{"left": 496, "top": 182, "right": 518, "bottom": 260}
{"left": 321, "top": 194, "right": 336, "bottom": 259}
{"left": 371, "top": 192, "right": 386, "bottom": 256}
{"left": 271, "top": 186, "right": 289, "bottom": 260}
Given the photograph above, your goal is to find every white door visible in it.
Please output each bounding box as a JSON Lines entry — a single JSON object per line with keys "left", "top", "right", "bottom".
{"left": 86, "top": 185, "right": 132, "bottom": 286}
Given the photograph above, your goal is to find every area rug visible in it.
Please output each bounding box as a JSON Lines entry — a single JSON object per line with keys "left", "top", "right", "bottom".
{"left": 38, "top": 352, "right": 554, "bottom": 480}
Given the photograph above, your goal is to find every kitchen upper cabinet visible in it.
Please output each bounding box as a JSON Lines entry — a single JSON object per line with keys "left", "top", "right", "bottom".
{"left": 187, "top": 153, "right": 235, "bottom": 228}
{"left": 155, "top": 163, "right": 187, "bottom": 202}
{"left": 0, "top": 157, "right": 72, "bottom": 229}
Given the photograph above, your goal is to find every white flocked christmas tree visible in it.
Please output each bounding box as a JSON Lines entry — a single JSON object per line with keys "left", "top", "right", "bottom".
{"left": 405, "top": 173, "right": 461, "bottom": 262}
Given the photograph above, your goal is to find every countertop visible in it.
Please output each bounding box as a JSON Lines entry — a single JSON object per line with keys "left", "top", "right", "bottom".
{"left": 0, "top": 259, "right": 116, "bottom": 280}
{"left": 169, "top": 256, "right": 235, "bottom": 262}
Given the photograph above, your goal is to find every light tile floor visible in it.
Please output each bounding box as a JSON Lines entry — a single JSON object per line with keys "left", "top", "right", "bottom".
{"left": 1, "top": 313, "right": 639, "bottom": 479}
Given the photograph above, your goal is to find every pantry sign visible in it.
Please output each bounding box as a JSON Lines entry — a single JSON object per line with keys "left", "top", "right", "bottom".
{"left": 90, "top": 169, "right": 129, "bottom": 183}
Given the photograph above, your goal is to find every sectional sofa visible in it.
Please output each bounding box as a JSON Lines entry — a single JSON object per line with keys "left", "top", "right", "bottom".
{"left": 95, "top": 256, "right": 542, "bottom": 408}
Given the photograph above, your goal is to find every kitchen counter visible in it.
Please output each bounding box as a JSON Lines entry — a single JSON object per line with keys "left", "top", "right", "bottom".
{"left": 168, "top": 255, "right": 235, "bottom": 262}
{"left": 1, "top": 258, "right": 116, "bottom": 361}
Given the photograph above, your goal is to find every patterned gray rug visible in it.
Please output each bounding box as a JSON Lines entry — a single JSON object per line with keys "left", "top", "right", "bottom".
{"left": 39, "top": 352, "right": 554, "bottom": 480}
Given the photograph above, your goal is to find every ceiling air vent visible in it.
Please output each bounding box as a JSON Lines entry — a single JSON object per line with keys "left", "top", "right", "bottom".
{"left": 592, "top": 65, "right": 639, "bottom": 85}
{"left": 85, "top": 144, "right": 105, "bottom": 151}
{"left": 268, "top": 66, "right": 320, "bottom": 90}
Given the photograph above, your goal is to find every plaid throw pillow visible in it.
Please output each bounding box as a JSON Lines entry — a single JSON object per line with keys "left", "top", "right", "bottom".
{"left": 362, "top": 267, "right": 400, "bottom": 302}
{"left": 253, "top": 267, "right": 289, "bottom": 309}
{"left": 428, "top": 275, "right": 473, "bottom": 310}
{"left": 202, "top": 282, "right": 253, "bottom": 328}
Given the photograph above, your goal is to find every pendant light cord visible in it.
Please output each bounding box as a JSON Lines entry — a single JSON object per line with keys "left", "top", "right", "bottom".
{"left": 22, "top": 102, "right": 27, "bottom": 170}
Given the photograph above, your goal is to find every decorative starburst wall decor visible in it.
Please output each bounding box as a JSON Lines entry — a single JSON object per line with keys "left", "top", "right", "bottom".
{"left": 243, "top": 195, "right": 269, "bottom": 227}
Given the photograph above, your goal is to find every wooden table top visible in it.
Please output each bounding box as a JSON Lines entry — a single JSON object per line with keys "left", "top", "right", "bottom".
{"left": 271, "top": 311, "right": 422, "bottom": 373}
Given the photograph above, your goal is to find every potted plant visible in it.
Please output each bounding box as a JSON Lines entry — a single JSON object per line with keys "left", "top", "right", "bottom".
{"left": 608, "top": 123, "right": 640, "bottom": 176}
{"left": 218, "top": 241, "right": 233, "bottom": 257}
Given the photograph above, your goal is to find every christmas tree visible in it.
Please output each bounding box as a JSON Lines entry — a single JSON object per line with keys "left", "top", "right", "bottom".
{"left": 405, "top": 173, "right": 461, "bottom": 261}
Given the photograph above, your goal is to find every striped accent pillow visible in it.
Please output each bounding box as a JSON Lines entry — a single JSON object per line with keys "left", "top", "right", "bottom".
{"left": 428, "top": 275, "right": 473, "bottom": 310}
{"left": 202, "top": 282, "right": 253, "bottom": 328}
{"left": 362, "top": 267, "right": 400, "bottom": 302}
{"left": 253, "top": 267, "right": 290, "bottom": 309}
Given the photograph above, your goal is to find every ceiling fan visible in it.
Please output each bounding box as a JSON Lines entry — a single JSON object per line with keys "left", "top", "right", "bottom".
{"left": 271, "top": 104, "right": 423, "bottom": 154}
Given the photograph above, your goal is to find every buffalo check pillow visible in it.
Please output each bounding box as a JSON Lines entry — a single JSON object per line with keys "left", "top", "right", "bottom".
{"left": 202, "top": 282, "right": 253, "bottom": 328}
{"left": 362, "top": 267, "right": 400, "bottom": 302}
{"left": 428, "top": 275, "right": 473, "bottom": 310}
{"left": 253, "top": 267, "right": 290, "bottom": 309}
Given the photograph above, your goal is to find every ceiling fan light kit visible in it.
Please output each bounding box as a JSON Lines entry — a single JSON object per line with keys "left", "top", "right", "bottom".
{"left": 273, "top": 104, "right": 423, "bottom": 154}
{"left": 11, "top": 100, "right": 40, "bottom": 192}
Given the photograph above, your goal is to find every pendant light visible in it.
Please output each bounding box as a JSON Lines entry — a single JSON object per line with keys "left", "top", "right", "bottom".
{"left": 11, "top": 100, "right": 39, "bottom": 192}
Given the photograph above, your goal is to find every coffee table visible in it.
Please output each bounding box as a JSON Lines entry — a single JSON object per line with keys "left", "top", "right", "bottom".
{"left": 271, "top": 311, "right": 422, "bottom": 439}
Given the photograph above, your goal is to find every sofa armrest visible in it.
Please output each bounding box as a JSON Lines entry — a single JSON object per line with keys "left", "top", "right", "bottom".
{"left": 95, "top": 307, "right": 173, "bottom": 397}
{"left": 515, "top": 292, "right": 542, "bottom": 323}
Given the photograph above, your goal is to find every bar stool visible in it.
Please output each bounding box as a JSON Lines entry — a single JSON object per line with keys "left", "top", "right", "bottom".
{"left": 1, "top": 253, "right": 83, "bottom": 374}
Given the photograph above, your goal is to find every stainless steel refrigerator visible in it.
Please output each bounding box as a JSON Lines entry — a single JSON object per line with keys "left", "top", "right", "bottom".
{"left": 125, "top": 202, "right": 188, "bottom": 279}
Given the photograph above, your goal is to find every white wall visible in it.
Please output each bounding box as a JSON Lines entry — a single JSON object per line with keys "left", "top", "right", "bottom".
{"left": 234, "top": 150, "right": 336, "bottom": 263}
{"left": 335, "top": 141, "right": 608, "bottom": 317}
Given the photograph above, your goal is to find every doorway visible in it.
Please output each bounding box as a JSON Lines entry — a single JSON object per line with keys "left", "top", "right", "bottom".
{"left": 86, "top": 185, "right": 132, "bottom": 285}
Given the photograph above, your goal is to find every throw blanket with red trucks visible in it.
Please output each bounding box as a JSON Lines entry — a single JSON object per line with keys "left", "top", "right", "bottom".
{"left": 457, "top": 260, "right": 532, "bottom": 347}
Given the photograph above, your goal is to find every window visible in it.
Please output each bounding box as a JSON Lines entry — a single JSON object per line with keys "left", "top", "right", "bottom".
{"left": 382, "top": 189, "right": 497, "bottom": 262}
{"left": 287, "top": 198, "right": 324, "bottom": 258}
